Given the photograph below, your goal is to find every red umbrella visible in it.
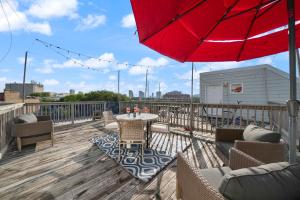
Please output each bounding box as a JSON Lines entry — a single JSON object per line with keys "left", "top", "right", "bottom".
{"left": 131, "top": 0, "right": 299, "bottom": 163}
{"left": 131, "top": 0, "right": 300, "bottom": 62}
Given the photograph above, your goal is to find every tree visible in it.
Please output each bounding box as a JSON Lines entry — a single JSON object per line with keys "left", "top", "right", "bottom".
{"left": 30, "top": 92, "right": 50, "bottom": 97}
{"left": 61, "top": 90, "right": 129, "bottom": 102}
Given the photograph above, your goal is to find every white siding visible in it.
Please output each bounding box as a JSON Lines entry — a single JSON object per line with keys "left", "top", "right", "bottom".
{"left": 201, "top": 66, "right": 268, "bottom": 104}
{"left": 266, "top": 69, "right": 300, "bottom": 104}
{"left": 200, "top": 64, "right": 300, "bottom": 105}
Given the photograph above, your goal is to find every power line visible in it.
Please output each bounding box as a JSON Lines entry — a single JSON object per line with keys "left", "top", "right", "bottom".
{"left": 0, "top": 0, "right": 13, "bottom": 63}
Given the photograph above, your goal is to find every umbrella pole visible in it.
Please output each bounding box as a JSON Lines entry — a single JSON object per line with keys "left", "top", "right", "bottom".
{"left": 190, "top": 62, "right": 194, "bottom": 135}
{"left": 287, "top": 0, "right": 299, "bottom": 164}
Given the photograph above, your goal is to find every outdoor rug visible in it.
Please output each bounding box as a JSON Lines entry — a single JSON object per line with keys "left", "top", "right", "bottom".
{"left": 91, "top": 132, "right": 191, "bottom": 182}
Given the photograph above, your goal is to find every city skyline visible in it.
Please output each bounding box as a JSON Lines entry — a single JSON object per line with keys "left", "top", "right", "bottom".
{"left": 0, "top": 0, "right": 294, "bottom": 96}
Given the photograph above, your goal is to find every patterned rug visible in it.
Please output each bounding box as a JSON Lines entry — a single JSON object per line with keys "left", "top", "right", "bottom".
{"left": 91, "top": 132, "right": 191, "bottom": 182}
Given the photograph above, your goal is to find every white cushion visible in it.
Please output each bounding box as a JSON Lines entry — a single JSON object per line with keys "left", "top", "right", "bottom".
{"left": 104, "top": 122, "right": 119, "bottom": 130}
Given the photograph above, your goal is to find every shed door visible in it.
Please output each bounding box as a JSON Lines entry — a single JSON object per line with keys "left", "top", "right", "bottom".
{"left": 206, "top": 85, "right": 223, "bottom": 104}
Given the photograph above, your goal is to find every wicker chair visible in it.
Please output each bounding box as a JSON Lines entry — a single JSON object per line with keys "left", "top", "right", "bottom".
{"left": 92, "top": 110, "right": 103, "bottom": 121}
{"left": 12, "top": 115, "right": 54, "bottom": 152}
{"left": 176, "top": 148, "right": 264, "bottom": 200}
{"left": 215, "top": 127, "right": 286, "bottom": 165}
{"left": 117, "top": 119, "right": 145, "bottom": 161}
{"left": 103, "top": 111, "right": 118, "bottom": 130}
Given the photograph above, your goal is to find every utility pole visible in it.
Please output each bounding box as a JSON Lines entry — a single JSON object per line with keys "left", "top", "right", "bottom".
{"left": 22, "top": 51, "right": 28, "bottom": 103}
{"left": 117, "top": 70, "right": 120, "bottom": 94}
{"left": 296, "top": 49, "right": 300, "bottom": 77}
{"left": 117, "top": 70, "right": 120, "bottom": 114}
{"left": 145, "top": 68, "right": 148, "bottom": 99}
{"left": 190, "top": 62, "right": 194, "bottom": 135}
{"left": 287, "top": 0, "right": 298, "bottom": 163}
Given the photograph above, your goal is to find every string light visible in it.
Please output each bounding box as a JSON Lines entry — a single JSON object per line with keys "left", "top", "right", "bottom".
{"left": 35, "top": 38, "right": 178, "bottom": 72}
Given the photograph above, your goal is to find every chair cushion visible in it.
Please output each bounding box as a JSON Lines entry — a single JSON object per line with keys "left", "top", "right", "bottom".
{"left": 104, "top": 122, "right": 119, "bottom": 130}
{"left": 216, "top": 141, "right": 234, "bottom": 160}
{"left": 15, "top": 113, "right": 37, "bottom": 124}
{"left": 243, "top": 125, "right": 281, "bottom": 143}
{"left": 200, "top": 167, "right": 231, "bottom": 189}
{"left": 219, "top": 162, "right": 300, "bottom": 200}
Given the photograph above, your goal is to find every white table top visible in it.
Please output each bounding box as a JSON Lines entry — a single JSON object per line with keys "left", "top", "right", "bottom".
{"left": 116, "top": 113, "right": 159, "bottom": 121}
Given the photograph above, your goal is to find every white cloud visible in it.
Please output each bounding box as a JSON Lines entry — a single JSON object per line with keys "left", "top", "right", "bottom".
{"left": 27, "top": 0, "right": 78, "bottom": 19}
{"left": 65, "top": 81, "right": 118, "bottom": 93}
{"left": 0, "top": 0, "right": 51, "bottom": 35}
{"left": 121, "top": 13, "right": 135, "bottom": 28}
{"left": 36, "top": 53, "right": 130, "bottom": 74}
{"left": 55, "top": 53, "right": 115, "bottom": 70}
{"left": 35, "top": 59, "right": 55, "bottom": 74}
{"left": 27, "top": 22, "right": 52, "bottom": 35}
{"left": 80, "top": 74, "right": 94, "bottom": 80}
{"left": 65, "top": 81, "right": 98, "bottom": 92}
{"left": 44, "top": 79, "right": 59, "bottom": 86}
{"left": 129, "top": 57, "right": 169, "bottom": 75}
{"left": 109, "top": 75, "right": 117, "bottom": 81}
{"left": 75, "top": 14, "right": 106, "bottom": 31}
{"left": 0, "top": 77, "right": 8, "bottom": 82}
{"left": 0, "top": 76, "right": 20, "bottom": 91}
{"left": 0, "top": 77, "right": 7, "bottom": 91}
{"left": 176, "top": 61, "right": 245, "bottom": 80}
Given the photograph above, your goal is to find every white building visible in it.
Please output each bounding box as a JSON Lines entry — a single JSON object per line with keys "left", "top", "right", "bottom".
{"left": 200, "top": 64, "right": 300, "bottom": 105}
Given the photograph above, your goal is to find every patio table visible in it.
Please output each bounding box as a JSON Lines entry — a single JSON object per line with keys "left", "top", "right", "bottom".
{"left": 116, "top": 113, "right": 159, "bottom": 148}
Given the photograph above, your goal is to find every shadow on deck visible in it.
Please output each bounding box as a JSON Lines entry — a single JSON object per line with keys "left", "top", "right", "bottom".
{"left": 0, "top": 121, "right": 223, "bottom": 200}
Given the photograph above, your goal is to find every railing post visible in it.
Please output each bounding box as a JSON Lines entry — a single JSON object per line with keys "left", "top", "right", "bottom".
{"left": 71, "top": 103, "right": 75, "bottom": 124}
{"left": 104, "top": 101, "right": 107, "bottom": 111}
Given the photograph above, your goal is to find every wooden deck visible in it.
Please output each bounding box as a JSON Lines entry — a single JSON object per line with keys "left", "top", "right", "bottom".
{"left": 0, "top": 121, "right": 223, "bottom": 200}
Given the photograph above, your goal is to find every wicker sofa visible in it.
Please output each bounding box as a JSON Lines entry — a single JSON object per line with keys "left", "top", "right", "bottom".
{"left": 176, "top": 149, "right": 300, "bottom": 200}
{"left": 12, "top": 114, "right": 54, "bottom": 151}
{"left": 215, "top": 125, "right": 286, "bottom": 165}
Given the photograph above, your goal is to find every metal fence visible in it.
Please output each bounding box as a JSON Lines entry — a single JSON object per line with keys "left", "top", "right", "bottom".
{"left": 119, "top": 101, "right": 289, "bottom": 134}
{"left": 25, "top": 101, "right": 106, "bottom": 124}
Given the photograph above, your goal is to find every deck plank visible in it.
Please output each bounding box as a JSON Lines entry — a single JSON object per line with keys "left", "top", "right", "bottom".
{"left": 0, "top": 121, "right": 221, "bottom": 200}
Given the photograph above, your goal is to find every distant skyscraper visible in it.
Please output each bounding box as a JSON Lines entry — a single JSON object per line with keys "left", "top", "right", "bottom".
{"left": 70, "top": 89, "right": 75, "bottom": 94}
{"left": 163, "top": 91, "right": 190, "bottom": 101}
{"left": 139, "top": 91, "right": 144, "bottom": 98}
{"left": 156, "top": 91, "right": 161, "bottom": 99}
{"left": 128, "top": 90, "right": 133, "bottom": 98}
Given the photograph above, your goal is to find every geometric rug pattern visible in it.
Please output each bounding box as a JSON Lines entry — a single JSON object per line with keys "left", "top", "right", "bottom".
{"left": 90, "top": 132, "right": 191, "bottom": 182}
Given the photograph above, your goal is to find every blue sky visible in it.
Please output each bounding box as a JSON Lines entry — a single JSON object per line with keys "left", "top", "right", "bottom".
{"left": 0, "top": 0, "right": 292, "bottom": 96}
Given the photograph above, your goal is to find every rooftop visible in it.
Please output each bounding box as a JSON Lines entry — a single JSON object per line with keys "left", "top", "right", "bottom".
{"left": 0, "top": 121, "right": 221, "bottom": 200}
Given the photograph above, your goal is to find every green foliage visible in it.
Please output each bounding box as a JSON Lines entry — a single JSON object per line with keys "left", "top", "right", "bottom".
{"left": 30, "top": 92, "right": 50, "bottom": 97}
{"left": 61, "top": 90, "right": 129, "bottom": 102}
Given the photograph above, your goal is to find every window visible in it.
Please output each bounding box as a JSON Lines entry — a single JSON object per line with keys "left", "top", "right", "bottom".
{"left": 230, "top": 83, "right": 243, "bottom": 94}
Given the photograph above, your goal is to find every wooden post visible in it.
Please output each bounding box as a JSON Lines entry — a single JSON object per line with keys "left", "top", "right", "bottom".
{"left": 71, "top": 103, "right": 75, "bottom": 124}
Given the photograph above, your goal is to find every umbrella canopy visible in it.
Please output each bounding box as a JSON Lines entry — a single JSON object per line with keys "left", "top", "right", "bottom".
{"left": 131, "top": 0, "right": 299, "bottom": 163}
{"left": 131, "top": 0, "right": 300, "bottom": 62}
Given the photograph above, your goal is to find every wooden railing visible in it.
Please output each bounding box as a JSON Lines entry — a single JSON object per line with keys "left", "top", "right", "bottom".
{"left": 0, "top": 103, "right": 24, "bottom": 159}
{"left": 25, "top": 101, "right": 106, "bottom": 124}
{"left": 119, "top": 101, "right": 291, "bottom": 136}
